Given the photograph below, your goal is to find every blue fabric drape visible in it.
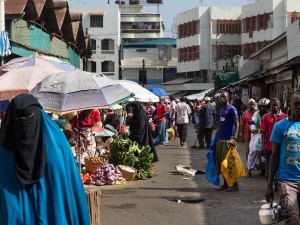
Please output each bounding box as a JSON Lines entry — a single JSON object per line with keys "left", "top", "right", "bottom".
{"left": 0, "top": 110, "right": 90, "bottom": 225}
{"left": 0, "top": 31, "right": 11, "bottom": 56}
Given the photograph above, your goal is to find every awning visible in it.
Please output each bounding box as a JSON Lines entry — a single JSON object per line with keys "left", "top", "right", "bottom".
{"left": 168, "top": 90, "right": 189, "bottom": 99}
{"left": 185, "top": 88, "right": 214, "bottom": 100}
{"left": 214, "top": 71, "right": 239, "bottom": 89}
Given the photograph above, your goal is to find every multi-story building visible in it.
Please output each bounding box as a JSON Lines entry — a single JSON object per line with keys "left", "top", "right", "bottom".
{"left": 69, "top": 4, "right": 120, "bottom": 80}
{"left": 70, "top": 1, "right": 164, "bottom": 80}
{"left": 119, "top": 2, "right": 163, "bottom": 43}
{"left": 176, "top": 0, "right": 300, "bottom": 91}
{"left": 121, "top": 38, "right": 177, "bottom": 86}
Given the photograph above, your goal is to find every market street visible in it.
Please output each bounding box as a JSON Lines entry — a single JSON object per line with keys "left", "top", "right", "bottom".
{"left": 94, "top": 125, "right": 284, "bottom": 225}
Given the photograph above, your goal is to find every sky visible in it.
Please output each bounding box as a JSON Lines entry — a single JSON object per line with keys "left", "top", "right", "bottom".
{"left": 69, "top": 0, "right": 253, "bottom": 38}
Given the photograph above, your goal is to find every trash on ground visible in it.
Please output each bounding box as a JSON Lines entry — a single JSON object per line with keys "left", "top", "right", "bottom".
{"left": 175, "top": 164, "right": 198, "bottom": 176}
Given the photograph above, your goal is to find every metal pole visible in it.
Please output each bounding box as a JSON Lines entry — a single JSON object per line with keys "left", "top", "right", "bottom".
{"left": 216, "top": 41, "right": 218, "bottom": 73}
{"left": 0, "top": 0, "right": 5, "bottom": 66}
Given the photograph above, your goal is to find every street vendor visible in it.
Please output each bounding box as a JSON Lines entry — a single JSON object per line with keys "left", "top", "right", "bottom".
{"left": 70, "top": 108, "right": 101, "bottom": 157}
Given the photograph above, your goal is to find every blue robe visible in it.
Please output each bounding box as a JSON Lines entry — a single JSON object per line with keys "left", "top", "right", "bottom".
{"left": 0, "top": 110, "right": 90, "bottom": 225}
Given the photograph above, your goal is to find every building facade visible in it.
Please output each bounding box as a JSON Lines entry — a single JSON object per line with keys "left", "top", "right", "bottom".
{"left": 3, "top": 0, "right": 89, "bottom": 66}
{"left": 121, "top": 38, "right": 177, "bottom": 86}
{"left": 70, "top": 4, "right": 121, "bottom": 80}
{"left": 176, "top": 0, "right": 300, "bottom": 87}
{"left": 120, "top": 3, "right": 163, "bottom": 43}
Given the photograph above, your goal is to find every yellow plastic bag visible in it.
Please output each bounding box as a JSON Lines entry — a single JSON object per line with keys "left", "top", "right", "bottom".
{"left": 169, "top": 124, "right": 175, "bottom": 140}
{"left": 221, "top": 146, "right": 246, "bottom": 186}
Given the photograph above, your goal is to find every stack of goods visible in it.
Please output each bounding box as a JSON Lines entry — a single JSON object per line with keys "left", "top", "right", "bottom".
{"left": 109, "top": 139, "right": 154, "bottom": 180}
{"left": 88, "top": 163, "right": 126, "bottom": 186}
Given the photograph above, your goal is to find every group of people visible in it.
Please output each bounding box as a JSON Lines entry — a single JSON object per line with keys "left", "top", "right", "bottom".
{"left": 2, "top": 90, "right": 300, "bottom": 224}
{"left": 217, "top": 91, "right": 300, "bottom": 224}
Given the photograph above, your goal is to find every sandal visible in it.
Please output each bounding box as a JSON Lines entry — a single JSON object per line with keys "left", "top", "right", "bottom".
{"left": 246, "top": 173, "right": 251, "bottom": 178}
{"left": 216, "top": 185, "right": 228, "bottom": 191}
{"left": 226, "top": 186, "right": 239, "bottom": 192}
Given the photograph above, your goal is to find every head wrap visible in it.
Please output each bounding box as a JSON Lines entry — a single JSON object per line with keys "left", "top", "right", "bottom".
{"left": 0, "top": 94, "right": 46, "bottom": 185}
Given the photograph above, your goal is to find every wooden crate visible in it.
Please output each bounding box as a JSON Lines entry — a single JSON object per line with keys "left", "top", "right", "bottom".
{"left": 85, "top": 188, "right": 101, "bottom": 225}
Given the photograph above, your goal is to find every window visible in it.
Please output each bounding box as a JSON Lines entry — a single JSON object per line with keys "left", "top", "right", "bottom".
{"left": 101, "top": 61, "right": 114, "bottom": 72}
{"left": 91, "top": 39, "right": 97, "bottom": 51}
{"left": 101, "top": 39, "right": 109, "bottom": 50}
{"left": 90, "top": 15, "right": 103, "bottom": 28}
{"left": 136, "top": 49, "right": 147, "bottom": 52}
{"left": 91, "top": 61, "right": 96, "bottom": 72}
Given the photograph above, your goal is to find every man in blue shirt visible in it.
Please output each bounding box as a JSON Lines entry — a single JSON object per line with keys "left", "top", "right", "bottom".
{"left": 265, "top": 91, "right": 300, "bottom": 224}
{"left": 215, "top": 91, "right": 239, "bottom": 191}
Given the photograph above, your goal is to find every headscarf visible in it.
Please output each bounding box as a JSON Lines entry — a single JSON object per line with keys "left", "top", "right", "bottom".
{"left": 0, "top": 94, "right": 46, "bottom": 185}
{"left": 126, "top": 101, "right": 158, "bottom": 163}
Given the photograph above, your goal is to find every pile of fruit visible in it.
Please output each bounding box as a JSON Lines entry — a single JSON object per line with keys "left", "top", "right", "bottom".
{"left": 109, "top": 139, "right": 154, "bottom": 180}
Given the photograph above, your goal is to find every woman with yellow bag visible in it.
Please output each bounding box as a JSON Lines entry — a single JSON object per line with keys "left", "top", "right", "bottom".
{"left": 215, "top": 91, "right": 245, "bottom": 192}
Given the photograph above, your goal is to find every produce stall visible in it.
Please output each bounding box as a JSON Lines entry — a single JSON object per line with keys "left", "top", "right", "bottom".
{"left": 81, "top": 138, "right": 154, "bottom": 185}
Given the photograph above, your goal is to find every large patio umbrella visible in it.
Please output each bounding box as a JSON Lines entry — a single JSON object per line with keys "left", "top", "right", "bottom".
{"left": 147, "top": 86, "right": 169, "bottom": 96}
{"left": 0, "top": 54, "right": 75, "bottom": 76}
{"left": 29, "top": 70, "right": 134, "bottom": 114}
{"left": 0, "top": 64, "right": 63, "bottom": 101}
{"left": 116, "top": 80, "right": 159, "bottom": 102}
{"left": 30, "top": 70, "right": 134, "bottom": 172}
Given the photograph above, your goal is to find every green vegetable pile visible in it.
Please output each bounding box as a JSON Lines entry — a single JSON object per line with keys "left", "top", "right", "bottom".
{"left": 109, "top": 139, "right": 154, "bottom": 179}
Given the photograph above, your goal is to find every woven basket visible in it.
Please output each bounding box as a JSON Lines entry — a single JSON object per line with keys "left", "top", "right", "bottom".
{"left": 118, "top": 165, "right": 137, "bottom": 181}
{"left": 84, "top": 158, "right": 104, "bottom": 174}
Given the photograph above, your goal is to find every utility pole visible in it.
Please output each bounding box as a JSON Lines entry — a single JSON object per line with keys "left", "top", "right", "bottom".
{"left": 0, "top": 0, "right": 5, "bottom": 66}
{"left": 141, "top": 59, "right": 145, "bottom": 87}
{"left": 216, "top": 41, "right": 218, "bottom": 74}
{"left": 119, "top": 45, "right": 122, "bottom": 80}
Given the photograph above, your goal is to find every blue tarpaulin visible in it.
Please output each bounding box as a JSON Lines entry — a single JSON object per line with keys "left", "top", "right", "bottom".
{"left": 0, "top": 31, "right": 11, "bottom": 56}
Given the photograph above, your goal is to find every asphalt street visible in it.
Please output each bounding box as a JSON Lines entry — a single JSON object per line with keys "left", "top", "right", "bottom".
{"left": 93, "top": 124, "right": 284, "bottom": 225}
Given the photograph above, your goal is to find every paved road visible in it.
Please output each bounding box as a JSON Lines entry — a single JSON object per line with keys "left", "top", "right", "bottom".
{"left": 94, "top": 124, "right": 284, "bottom": 225}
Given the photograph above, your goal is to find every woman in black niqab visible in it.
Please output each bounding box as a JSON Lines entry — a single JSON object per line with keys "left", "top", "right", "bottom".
{"left": 126, "top": 101, "right": 158, "bottom": 163}
{"left": 0, "top": 94, "right": 46, "bottom": 185}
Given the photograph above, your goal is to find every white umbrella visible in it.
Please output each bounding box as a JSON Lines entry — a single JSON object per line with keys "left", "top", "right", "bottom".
{"left": 30, "top": 70, "right": 134, "bottom": 114}
{"left": 0, "top": 64, "right": 63, "bottom": 101}
{"left": 116, "top": 80, "right": 160, "bottom": 102}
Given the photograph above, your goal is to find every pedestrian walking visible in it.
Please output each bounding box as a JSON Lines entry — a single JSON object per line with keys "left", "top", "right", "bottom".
{"left": 0, "top": 94, "right": 90, "bottom": 225}
{"left": 260, "top": 97, "right": 287, "bottom": 180}
{"left": 197, "top": 96, "right": 216, "bottom": 149}
{"left": 175, "top": 96, "right": 191, "bottom": 146}
{"left": 154, "top": 97, "right": 167, "bottom": 146}
{"left": 240, "top": 98, "right": 257, "bottom": 164}
{"left": 247, "top": 98, "right": 270, "bottom": 177}
{"left": 265, "top": 91, "right": 300, "bottom": 225}
{"left": 215, "top": 91, "right": 240, "bottom": 191}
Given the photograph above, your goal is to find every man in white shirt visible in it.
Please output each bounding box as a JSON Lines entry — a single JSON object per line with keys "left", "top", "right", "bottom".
{"left": 169, "top": 95, "right": 176, "bottom": 125}
{"left": 175, "top": 96, "right": 191, "bottom": 146}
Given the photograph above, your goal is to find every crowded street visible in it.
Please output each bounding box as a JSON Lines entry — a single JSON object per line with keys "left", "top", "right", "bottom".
{"left": 98, "top": 124, "right": 281, "bottom": 225}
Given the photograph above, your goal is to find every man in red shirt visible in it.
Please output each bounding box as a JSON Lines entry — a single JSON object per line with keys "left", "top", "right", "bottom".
{"left": 241, "top": 99, "right": 257, "bottom": 164}
{"left": 260, "top": 98, "right": 287, "bottom": 179}
{"left": 154, "top": 97, "right": 167, "bottom": 146}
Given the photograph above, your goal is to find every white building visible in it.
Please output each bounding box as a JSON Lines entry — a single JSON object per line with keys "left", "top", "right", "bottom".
{"left": 119, "top": 4, "right": 163, "bottom": 43}
{"left": 69, "top": 4, "right": 121, "bottom": 80}
{"left": 176, "top": 0, "right": 300, "bottom": 87}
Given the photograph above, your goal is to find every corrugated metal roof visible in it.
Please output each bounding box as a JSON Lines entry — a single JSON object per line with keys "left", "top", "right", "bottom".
{"left": 162, "top": 77, "right": 199, "bottom": 85}
{"left": 122, "top": 38, "right": 176, "bottom": 46}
